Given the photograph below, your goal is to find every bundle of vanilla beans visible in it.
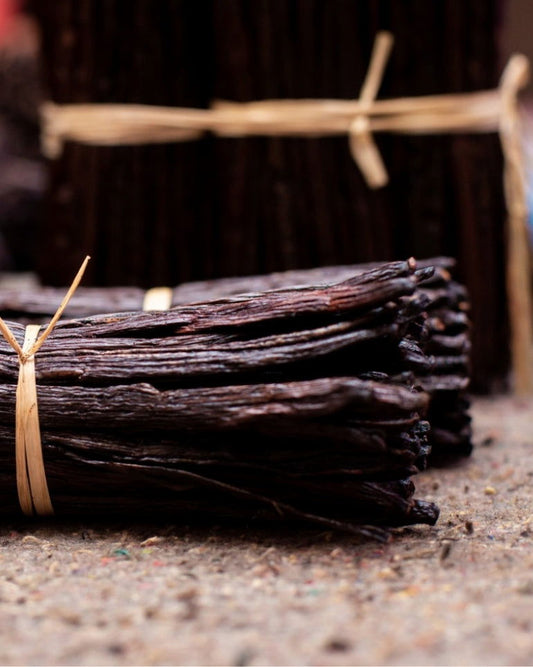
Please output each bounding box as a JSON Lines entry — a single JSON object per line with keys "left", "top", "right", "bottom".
{"left": 0, "top": 256, "right": 471, "bottom": 462}
{"left": 0, "top": 258, "right": 470, "bottom": 534}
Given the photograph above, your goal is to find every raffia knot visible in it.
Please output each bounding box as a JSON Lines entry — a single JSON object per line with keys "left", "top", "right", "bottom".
{"left": 0, "top": 256, "right": 90, "bottom": 516}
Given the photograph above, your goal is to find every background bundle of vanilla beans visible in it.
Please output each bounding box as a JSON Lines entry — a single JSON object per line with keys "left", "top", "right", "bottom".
{"left": 34, "top": 0, "right": 505, "bottom": 394}
{"left": 0, "top": 256, "right": 471, "bottom": 464}
{"left": 0, "top": 259, "right": 450, "bottom": 536}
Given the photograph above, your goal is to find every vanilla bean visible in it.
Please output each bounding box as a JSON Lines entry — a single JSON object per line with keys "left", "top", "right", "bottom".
{"left": 0, "top": 376, "right": 427, "bottom": 432}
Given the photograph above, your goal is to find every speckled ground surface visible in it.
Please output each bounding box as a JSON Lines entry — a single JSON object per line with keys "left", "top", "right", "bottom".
{"left": 1, "top": 395, "right": 533, "bottom": 666}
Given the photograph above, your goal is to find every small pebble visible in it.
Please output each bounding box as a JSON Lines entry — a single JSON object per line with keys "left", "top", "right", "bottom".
{"left": 140, "top": 536, "right": 163, "bottom": 547}
{"left": 233, "top": 648, "right": 254, "bottom": 666}
{"left": 517, "top": 581, "right": 533, "bottom": 596}
{"left": 107, "top": 644, "right": 125, "bottom": 656}
{"left": 484, "top": 486, "right": 497, "bottom": 495}
{"left": 113, "top": 548, "right": 131, "bottom": 559}
{"left": 378, "top": 567, "right": 396, "bottom": 580}
{"left": 329, "top": 547, "right": 344, "bottom": 558}
{"left": 324, "top": 638, "right": 351, "bottom": 653}
{"left": 440, "top": 542, "right": 452, "bottom": 561}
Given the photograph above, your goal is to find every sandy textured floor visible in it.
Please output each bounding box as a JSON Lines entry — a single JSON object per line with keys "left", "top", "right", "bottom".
{"left": 1, "top": 396, "right": 533, "bottom": 665}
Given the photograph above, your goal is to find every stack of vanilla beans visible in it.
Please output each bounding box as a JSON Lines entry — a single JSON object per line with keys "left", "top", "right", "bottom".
{"left": 0, "top": 257, "right": 470, "bottom": 536}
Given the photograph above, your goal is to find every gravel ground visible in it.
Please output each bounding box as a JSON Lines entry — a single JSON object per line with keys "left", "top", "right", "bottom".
{"left": 1, "top": 395, "right": 533, "bottom": 666}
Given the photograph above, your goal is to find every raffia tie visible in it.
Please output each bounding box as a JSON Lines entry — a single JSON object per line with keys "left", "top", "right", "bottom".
{"left": 143, "top": 286, "right": 173, "bottom": 311}
{"left": 0, "top": 257, "right": 90, "bottom": 516}
{"left": 40, "top": 32, "right": 527, "bottom": 192}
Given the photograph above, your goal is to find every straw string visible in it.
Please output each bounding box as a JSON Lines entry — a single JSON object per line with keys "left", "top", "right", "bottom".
{"left": 15, "top": 324, "right": 52, "bottom": 515}
{"left": 40, "top": 34, "right": 523, "bottom": 192}
{"left": 498, "top": 55, "right": 533, "bottom": 394}
{"left": 143, "top": 286, "right": 173, "bottom": 311}
{"left": 0, "top": 256, "right": 90, "bottom": 515}
{"left": 348, "top": 31, "right": 393, "bottom": 187}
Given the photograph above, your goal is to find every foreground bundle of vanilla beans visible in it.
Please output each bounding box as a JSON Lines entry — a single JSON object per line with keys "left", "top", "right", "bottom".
{"left": 0, "top": 259, "right": 445, "bottom": 536}
{"left": 0, "top": 257, "right": 471, "bottom": 463}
